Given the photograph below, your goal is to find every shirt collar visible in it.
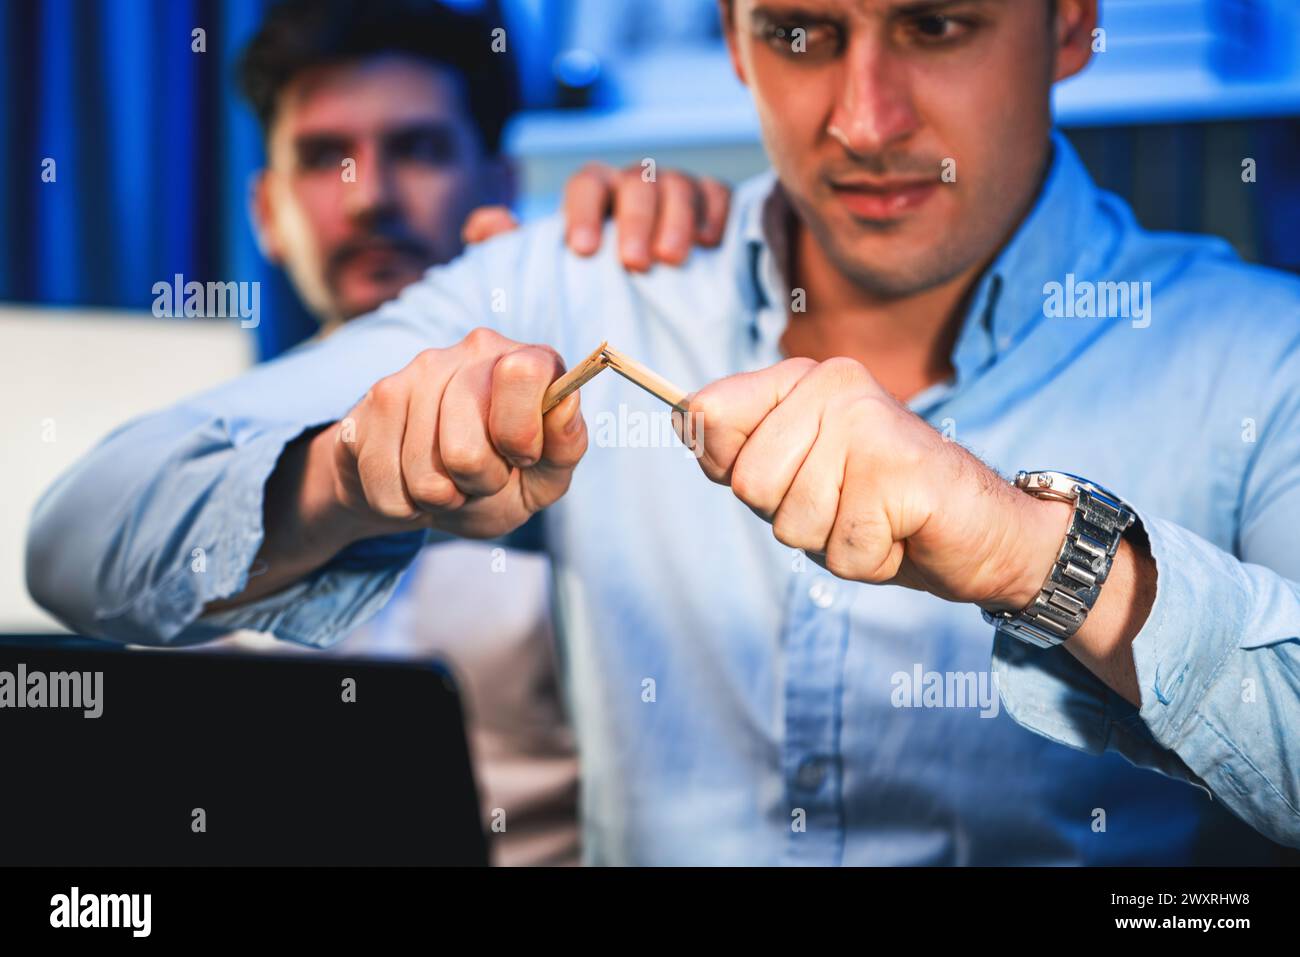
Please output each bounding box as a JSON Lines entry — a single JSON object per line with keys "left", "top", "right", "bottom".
{"left": 741, "top": 130, "right": 1103, "bottom": 388}
{"left": 737, "top": 168, "right": 790, "bottom": 350}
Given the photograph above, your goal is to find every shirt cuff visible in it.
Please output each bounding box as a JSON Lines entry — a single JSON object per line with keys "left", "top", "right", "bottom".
{"left": 90, "top": 421, "right": 307, "bottom": 644}
{"left": 990, "top": 498, "right": 1232, "bottom": 795}
{"left": 191, "top": 558, "right": 415, "bottom": 648}
{"left": 1125, "top": 511, "right": 1300, "bottom": 840}
{"left": 192, "top": 529, "right": 427, "bottom": 648}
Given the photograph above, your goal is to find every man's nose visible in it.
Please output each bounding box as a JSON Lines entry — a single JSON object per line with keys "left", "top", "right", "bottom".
{"left": 826, "top": 36, "right": 921, "bottom": 157}
{"left": 343, "top": 142, "right": 399, "bottom": 220}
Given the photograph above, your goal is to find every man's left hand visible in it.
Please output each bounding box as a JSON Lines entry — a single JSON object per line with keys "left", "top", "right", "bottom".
{"left": 676, "top": 356, "right": 1073, "bottom": 612}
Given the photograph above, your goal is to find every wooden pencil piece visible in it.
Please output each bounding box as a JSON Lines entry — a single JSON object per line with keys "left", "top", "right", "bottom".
{"left": 541, "top": 340, "right": 609, "bottom": 413}
{"left": 600, "top": 345, "right": 691, "bottom": 413}
{"left": 540, "top": 341, "right": 693, "bottom": 416}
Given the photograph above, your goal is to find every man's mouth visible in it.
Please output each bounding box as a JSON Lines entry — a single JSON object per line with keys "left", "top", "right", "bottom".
{"left": 829, "top": 177, "right": 939, "bottom": 221}
{"left": 342, "top": 242, "right": 423, "bottom": 275}
{"left": 328, "top": 235, "right": 432, "bottom": 287}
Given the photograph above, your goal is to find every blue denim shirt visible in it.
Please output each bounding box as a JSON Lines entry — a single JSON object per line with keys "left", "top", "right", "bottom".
{"left": 28, "top": 132, "right": 1300, "bottom": 863}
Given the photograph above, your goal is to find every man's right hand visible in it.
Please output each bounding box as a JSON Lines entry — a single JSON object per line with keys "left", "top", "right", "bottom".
{"left": 207, "top": 328, "right": 587, "bottom": 611}
{"left": 323, "top": 327, "right": 588, "bottom": 543}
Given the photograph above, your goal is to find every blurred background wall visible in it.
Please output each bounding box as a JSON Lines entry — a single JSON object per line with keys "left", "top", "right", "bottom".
{"left": 3, "top": 0, "right": 1300, "bottom": 630}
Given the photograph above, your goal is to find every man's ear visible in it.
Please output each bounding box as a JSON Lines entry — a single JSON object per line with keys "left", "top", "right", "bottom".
{"left": 1053, "top": 0, "right": 1099, "bottom": 83}
{"left": 249, "top": 169, "right": 285, "bottom": 264}
{"left": 717, "top": 0, "right": 749, "bottom": 88}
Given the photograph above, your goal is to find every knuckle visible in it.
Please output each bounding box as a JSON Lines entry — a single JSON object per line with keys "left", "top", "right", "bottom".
{"left": 440, "top": 438, "right": 494, "bottom": 480}
{"left": 659, "top": 170, "right": 688, "bottom": 194}
{"left": 729, "top": 458, "right": 773, "bottom": 512}
{"left": 823, "top": 547, "right": 858, "bottom": 581}
{"left": 496, "top": 419, "right": 541, "bottom": 456}
{"left": 818, "top": 355, "right": 870, "bottom": 386}
{"left": 374, "top": 499, "right": 417, "bottom": 522}
{"left": 842, "top": 395, "right": 875, "bottom": 429}
{"left": 360, "top": 479, "right": 415, "bottom": 521}
{"left": 496, "top": 346, "right": 552, "bottom": 381}
{"left": 366, "top": 374, "right": 404, "bottom": 408}
{"left": 617, "top": 164, "right": 643, "bottom": 183}
{"left": 413, "top": 348, "right": 445, "bottom": 373}
{"left": 463, "top": 326, "right": 503, "bottom": 352}
{"left": 769, "top": 515, "right": 804, "bottom": 550}
{"left": 687, "top": 388, "right": 723, "bottom": 427}
{"left": 577, "top": 160, "right": 611, "bottom": 181}
{"left": 777, "top": 356, "right": 819, "bottom": 379}
{"left": 699, "top": 456, "right": 730, "bottom": 485}
{"left": 407, "top": 474, "right": 462, "bottom": 511}
{"left": 356, "top": 460, "right": 410, "bottom": 520}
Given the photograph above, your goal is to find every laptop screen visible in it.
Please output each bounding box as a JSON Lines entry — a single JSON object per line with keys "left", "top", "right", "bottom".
{"left": 0, "top": 637, "right": 487, "bottom": 866}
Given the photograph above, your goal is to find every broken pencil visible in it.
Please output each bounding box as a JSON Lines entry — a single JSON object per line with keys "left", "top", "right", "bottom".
{"left": 541, "top": 342, "right": 691, "bottom": 415}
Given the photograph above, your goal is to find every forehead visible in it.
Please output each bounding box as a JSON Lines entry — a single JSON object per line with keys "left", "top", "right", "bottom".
{"left": 272, "top": 52, "right": 470, "bottom": 138}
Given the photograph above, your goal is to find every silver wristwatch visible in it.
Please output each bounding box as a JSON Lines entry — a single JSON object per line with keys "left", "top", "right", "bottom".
{"left": 981, "top": 470, "right": 1137, "bottom": 649}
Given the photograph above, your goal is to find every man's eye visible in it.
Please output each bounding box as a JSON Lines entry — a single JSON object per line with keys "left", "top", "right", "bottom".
{"left": 296, "top": 143, "right": 347, "bottom": 170}
{"left": 906, "top": 14, "right": 974, "bottom": 44}
{"left": 757, "top": 18, "right": 843, "bottom": 59}
{"left": 391, "top": 131, "right": 456, "bottom": 166}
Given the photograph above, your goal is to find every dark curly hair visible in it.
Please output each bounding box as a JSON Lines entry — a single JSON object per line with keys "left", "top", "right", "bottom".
{"left": 236, "top": 0, "right": 520, "bottom": 155}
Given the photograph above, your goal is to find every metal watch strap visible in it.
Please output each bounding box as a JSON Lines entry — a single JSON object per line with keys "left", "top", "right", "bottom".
{"left": 982, "top": 471, "right": 1136, "bottom": 649}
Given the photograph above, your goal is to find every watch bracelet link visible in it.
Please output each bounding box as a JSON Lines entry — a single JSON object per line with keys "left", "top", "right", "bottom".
{"left": 983, "top": 485, "right": 1134, "bottom": 649}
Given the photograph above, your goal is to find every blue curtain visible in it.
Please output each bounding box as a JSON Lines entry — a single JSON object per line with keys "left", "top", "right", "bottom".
{"left": 1, "top": 0, "right": 316, "bottom": 358}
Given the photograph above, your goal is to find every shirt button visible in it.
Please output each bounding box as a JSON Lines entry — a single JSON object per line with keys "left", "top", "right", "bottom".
{"left": 796, "top": 756, "right": 828, "bottom": 790}
{"left": 808, "top": 578, "right": 838, "bottom": 608}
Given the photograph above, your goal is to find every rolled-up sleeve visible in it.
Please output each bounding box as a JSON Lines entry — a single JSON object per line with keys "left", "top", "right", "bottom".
{"left": 26, "top": 224, "right": 554, "bottom": 648}
{"left": 993, "top": 336, "right": 1300, "bottom": 849}
{"left": 193, "top": 526, "right": 430, "bottom": 649}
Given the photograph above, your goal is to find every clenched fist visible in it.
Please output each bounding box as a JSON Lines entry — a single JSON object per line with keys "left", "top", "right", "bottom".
{"left": 675, "top": 356, "right": 1072, "bottom": 612}
{"left": 321, "top": 327, "right": 588, "bottom": 543}
{"left": 206, "top": 327, "right": 587, "bottom": 612}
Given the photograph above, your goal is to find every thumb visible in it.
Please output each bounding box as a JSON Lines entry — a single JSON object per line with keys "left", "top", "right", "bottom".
{"left": 685, "top": 357, "right": 816, "bottom": 483}
{"left": 520, "top": 390, "right": 587, "bottom": 509}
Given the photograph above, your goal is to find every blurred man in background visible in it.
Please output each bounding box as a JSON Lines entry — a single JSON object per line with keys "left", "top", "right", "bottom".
{"left": 227, "top": 0, "right": 727, "bottom": 864}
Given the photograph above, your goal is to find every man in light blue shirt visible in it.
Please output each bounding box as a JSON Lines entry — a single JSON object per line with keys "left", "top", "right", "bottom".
{"left": 27, "top": 0, "right": 1300, "bottom": 863}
